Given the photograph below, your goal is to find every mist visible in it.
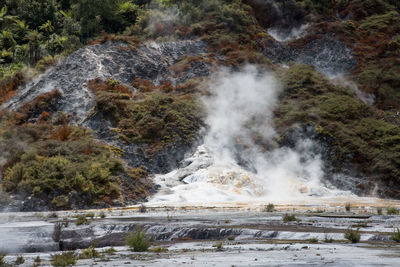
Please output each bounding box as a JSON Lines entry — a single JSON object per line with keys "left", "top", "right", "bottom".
{"left": 152, "top": 65, "right": 350, "bottom": 204}
{"left": 330, "top": 75, "right": 375, "bottom": 105}
{"left": 203, "top": 65, "right": 278, "bottom": 165}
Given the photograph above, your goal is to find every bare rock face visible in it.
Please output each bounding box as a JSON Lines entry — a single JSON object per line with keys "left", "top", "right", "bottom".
{"left": 4, "top": 40, "right": 208, "bottom": 123}
{"left": 264, "top": 35, "right": 357, "bottom": 75}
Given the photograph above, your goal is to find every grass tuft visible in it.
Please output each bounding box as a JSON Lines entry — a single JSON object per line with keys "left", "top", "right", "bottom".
{"left": 51, "top": 252, "right": 77, "bottom": 267}
{"left": 263, "top": 203, "right": 275, "bottom": 212}
{"left": 344, "top": 228, "right": 361, "bottom": 243}
{"left": 126, "top": 228, "right": 150, "bottom": 252}
{"left": 387, "top": 207, "right": 399, "bottom": 215}
{"left": 283, "top": 214, "right": 301, "bottom": 223}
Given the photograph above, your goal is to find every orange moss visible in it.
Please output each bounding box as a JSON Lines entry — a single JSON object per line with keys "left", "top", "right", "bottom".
{"left": 50, "top": 125, "right": 73, "bottom": 141}
{"left": 131, "top": 78, "right": 155, "bottom": 92}
{"left": 169, "top": 55, "right": 213, "bottom": 76}
{"left": 0, "top": 72, "right": 24, "bottom": 104}
{"left": 87, "top": 32, "right": 141, "bottom": 49}
{"left": 17, "top": 89, "right": 62, "bottom": 123}
{"left": 38, "top": 111, "right": 50, "bottom": 122}
{"left": 88, "top": 78, "right": 133, "bottom": 97}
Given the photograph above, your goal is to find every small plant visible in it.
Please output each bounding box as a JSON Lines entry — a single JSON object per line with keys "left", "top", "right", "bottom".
{"left": 324, "top": 234, "right": 333, "bottom": 243}
{"left": 103, "top": 247, "right": 116, "bottom": 254}
{"left": 51, "top": 252, "right": 77, "bottom": 267}
{"left": 345, "top": 203, "right": 351, "bottom": 212}
{"left": 387, "top": 207, "right": 399, "bottom": 215}
{"left": 377, "top": 207, "right": 383, "bottom": 215}
{"left": 391, "top": 228, "right": 400, "bottom": 242}
{"left": 308, "top": 238, "right": 318, "bottom": 243}
{"left": 48, "top": 212, "right": 58, "bottom": 218}
{"left": 214, "top": 241, "right": 223, "bottom": 251}
{"left": 34, "top": 256, "right": 41, "bottom": 263}
{"left": 149, "top": 246, "right": 168, "bottom": 253}
{"left": 283, "top": 214, "right": 301, "bottom": 223}
{"left": 344, "top": 228, "right": 361, "bottom": 243}
{"left": 167, "top": 214, "right": 173, "bottom": 221}
{"left": 264, "top": 203, "right": 275, "bottom": 212}
{"left": 75, "top": 214, "right": 90, "bottom": 226}
{"left": 139, "top": 204, "right": 147, "bottom": 213}
{"left": 227, "top": 236, "right": 235, "bottom": 241}
{"left": 126, "top": 228, "right": 150, "bottom": 252}
{"left": 0, "top": 253, "right": 6, "bottom": 266}
{"left": 224, "top": 219, "right": 231, "bottom": 224}
{"left": 99, "top": 211, "right": 106, "bottom": 218}
{"left": 80, "top": 245, "right": 99, "bottom": 259}
{"left": 15, "top": 256, "right": 24, "bottom": 265}
{"left": 52, "top": 222, "right": 63, "bottom": 242}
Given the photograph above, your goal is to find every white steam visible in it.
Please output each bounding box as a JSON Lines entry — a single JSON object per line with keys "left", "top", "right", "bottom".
{"left": 330, "top": 75, "right": 375, "bottom": 105}
{"left": 268, "top": 24, "right": 309, "bottom": 42}
{"left": 151, "top": 66, "right": 352, "bottom": 204}
{"left": 203, "top": 66, "right": 278, "bottom": 165}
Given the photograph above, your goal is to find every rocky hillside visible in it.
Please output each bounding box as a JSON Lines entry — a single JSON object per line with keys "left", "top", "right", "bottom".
{"left": 0, "top": 0, "right": 399, "bottom": 210}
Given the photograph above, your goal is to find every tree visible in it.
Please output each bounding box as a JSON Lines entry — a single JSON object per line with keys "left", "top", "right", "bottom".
{"left": 72, "top": 0, "right": 125, "bottom": 40}
{"left": 0, "top": 5, "right": 16, "bottom": 28}
{"left": 39, "top": 20, "right": 55, "bottom": 35}
{"left": 27, "top": 30, "right": 43, "bottom": 64}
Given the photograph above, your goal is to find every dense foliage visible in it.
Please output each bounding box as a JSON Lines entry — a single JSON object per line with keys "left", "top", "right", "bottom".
{"left": 275, "top": 65, "right": 400, "bottom": 197}
{"left": 0, "top": 91, "right": 152, "bottom": 209}
{"left": 88, "top": 78, "right": 202, "bottom": 150}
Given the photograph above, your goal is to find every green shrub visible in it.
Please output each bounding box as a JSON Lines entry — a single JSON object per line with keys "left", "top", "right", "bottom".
{"left": 48, "top": 212, "right": 58, "bottom": 218}
{"left": 344, "top": 228, "right": 361, "bottom": 243}
{"left": 14, "top": 256, "right": 24, "bottom": 265}
{"left": 86, "top": 212, "right": 95, "bottom": 218}
{"left": 0, "top": 253, "right": 5, "bottom": 266}
{"left": 359, "top": 11, "right": 400, "bottom": 33}
{"left": 377, "top": 207, "right": 383, "bottom": 215}
{"left": 51, "top": 252, "right": 77, "bottom": 267}
{"left": 34, "top": 256, "right": 41, "bottom": 263}
{"left": 387, "top": 207, "right": 399, "bottom": 215}
{"left": 93, "top": 89, "right": 203, "bottom": 148}
{"left": 126, "top": 228, "right": 150, "bottom": 252}
{"left": 52, "top": 222, "right": 63, "bottom": 242}
{"left": 80, "top": 245, "right": 99, "bottom": 259}
{"left": 1, "top": 121, "right": 124, "bottom": 209}
{"left": 75, "top": 214, "right": 90, "bottom": 226}
{"left": 103, "top": 247, "right": 116, "bottom": 254}
{"left": 276, "top": 65, "right": 400, "bottom": 198}
{"left": 264, "top": 203, "right": 275, "bottom": 212}
{"left": 283, "top": 214, "right": 301, "bottom": 223}
{"left": 148, "top": 246, "right": 168, "bottom": 253}
{"left": 308, "top": 238, "right": 318, "bottom": 243}
{"left": 214, "top": 241, "right": 223, "bottom": 251}
{"left": 139, "top": 204, "right": 147, "bottom": 213}
{"left": 345, "top": 203, "right": 351, "bottom": 212}
{"left": 324, "top": 235, "right": 333, "bottom": 243}
{"left": 35, "top": 55, "right": 59, "bottom": 73}
{"left": 391, "top": 228, "right": 400, "bottom": 242}
{"left": 319, "top": 94, "right": 373, "bottom": 122}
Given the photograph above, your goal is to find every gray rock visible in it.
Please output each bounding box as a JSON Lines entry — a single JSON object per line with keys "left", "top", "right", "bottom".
{"left": 264, "top": 35, "right": 356, "bottom": 75}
